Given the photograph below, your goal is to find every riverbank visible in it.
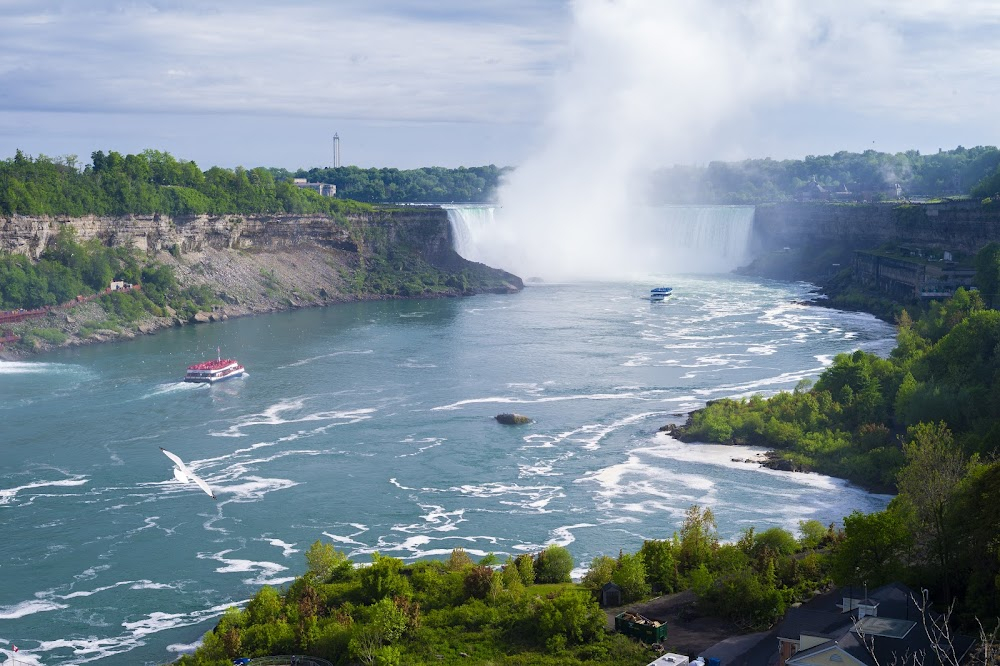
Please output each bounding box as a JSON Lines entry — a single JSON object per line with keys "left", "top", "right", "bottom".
{"left": 0, "top": 208, "right": 523, "bottom": 359}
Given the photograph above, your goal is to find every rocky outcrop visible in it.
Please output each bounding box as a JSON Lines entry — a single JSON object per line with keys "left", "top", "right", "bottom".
{"left": 495, "top": 413, "right": 532, "bottom": 425}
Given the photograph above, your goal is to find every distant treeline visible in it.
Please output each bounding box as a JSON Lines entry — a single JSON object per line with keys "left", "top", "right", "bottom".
{"left": 273, "top": 164, "right": 512, "bottom": 203}
{"left": 0, "top": 150, "right": 371, "bottom": 217}
{"left": 650, "top": 145, "right": 1000, "bottom": 204}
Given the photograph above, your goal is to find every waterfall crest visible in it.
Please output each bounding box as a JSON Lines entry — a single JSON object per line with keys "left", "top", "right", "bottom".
{"left": 445, "top": 204, "right": 755, "bottom": 280}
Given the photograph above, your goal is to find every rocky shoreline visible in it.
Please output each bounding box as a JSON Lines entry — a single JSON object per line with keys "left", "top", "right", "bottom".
{"left": 657, "top": 423, "right": 815, "bottom": 474}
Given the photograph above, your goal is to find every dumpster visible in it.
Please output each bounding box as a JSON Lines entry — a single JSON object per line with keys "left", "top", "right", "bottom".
{"left": 615, "top": 611, "right": 668, "bottom": 643}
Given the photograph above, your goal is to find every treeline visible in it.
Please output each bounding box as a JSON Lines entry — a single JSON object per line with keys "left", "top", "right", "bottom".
{"left": 0, "top": 149, "right": 371, "bottom": 217}
{"left": 176, "top": 508, "right": 843, "bottom": 666}
{"left": 650, "top": 145, "right": 1000, "bottom": 204}
{"left": 279, "top": 164, "right": 512, "bottom": 203}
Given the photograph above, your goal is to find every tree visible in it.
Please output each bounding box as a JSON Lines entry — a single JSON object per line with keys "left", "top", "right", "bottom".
{"left": 358, "top": 553, "right": 410, "bottom": 601}
{"left": 679, "top": 505, "right": 718, "bottom": 572}
{"left": 611, "top": 552, "right": 650, "bottom": 602}
{"left": 896, "top": 421, "right": 970, "bottom": 603}
{"left": 245, "top": 585, "right": 282, "bottom": 626}
{"left": 534, "top": 545, "right": 573, "bottom": 584}
{"left": 581, "top": 555, "right": 617, "bottom": 591}
{"left": 304, "top": 539, "right": 352, "bottom": 582}
{"left": 830, "top": 508, "right": 912, "bottom": 588}
{"left": 639, "top": 539, "right": 680, "bottom": 593}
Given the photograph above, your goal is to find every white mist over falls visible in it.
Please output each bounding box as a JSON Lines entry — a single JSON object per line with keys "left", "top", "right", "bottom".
{"left": 470, "top": 0, "right": 864, "bottom": 281}
{"left": 446, "top": 205, "right": 756, "bottom": 278}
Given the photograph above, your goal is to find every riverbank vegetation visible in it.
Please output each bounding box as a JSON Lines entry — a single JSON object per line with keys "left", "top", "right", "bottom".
{"left": 676, "top": 286, "right": 993, "bottom": 491}
{"left": 175, "top": 447, "right": 1000, "bottom": 666}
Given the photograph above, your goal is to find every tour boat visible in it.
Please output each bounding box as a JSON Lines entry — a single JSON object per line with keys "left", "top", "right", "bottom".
{"left": 649, "top": 287, "right": 673, "bottom": 302}
{"left": 184, "top": 349, "right": 246, "bottom": 384}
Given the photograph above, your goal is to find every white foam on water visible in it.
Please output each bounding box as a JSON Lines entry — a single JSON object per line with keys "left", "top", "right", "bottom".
{"left": 260, "top": 538, "right": 298, "bottom": 558}
{"left": 0, "top": 599, "right": 68, "bottom": 619}
{"left": 0, "top": 360, "right": 60, "bottom": 374}
{"left": 33, "top": 599, "right": 243, "bottom": 665}
{"left": 212, "top": 399, "right": 376, "bottom": 437}
{"left": 0, "top": 477, "right": 89, "bottom": 506}
{"left": 198, "top": 550, "right": 291, "bottom": 586}
{"left": 397, "top": 436, "right": 445, "bottom": 458}
{"left": 322, "top": 524, "right": 370, "bottom": 547}
{"left": 140, "top": 382, "right": 205, "bottom": 399}
{"left": 278, "top": 349, "right": 374, "bottom": 369}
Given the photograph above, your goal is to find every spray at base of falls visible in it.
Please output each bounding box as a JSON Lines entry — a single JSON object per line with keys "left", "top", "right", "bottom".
{"left": 445, "top": 204, "right": 755, "bottom": 281}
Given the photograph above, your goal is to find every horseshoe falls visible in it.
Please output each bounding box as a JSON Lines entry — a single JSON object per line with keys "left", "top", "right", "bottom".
{"left": 445, "top": 204, "right": 756, "bottom": 279}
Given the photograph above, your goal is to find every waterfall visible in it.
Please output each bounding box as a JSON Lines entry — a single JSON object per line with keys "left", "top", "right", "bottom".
{"left": 645, "top": 205, "right": 756, "bottom": 271}
{"left": 444, "top": 203, "right": 756, "bottom": 279}
{"left": 444, "top": 205, "right": 496, "bottom": 264}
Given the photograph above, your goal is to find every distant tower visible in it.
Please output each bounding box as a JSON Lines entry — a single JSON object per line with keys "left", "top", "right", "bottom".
{"left": 332, "top": 133, "right": 341, "bottom": 168}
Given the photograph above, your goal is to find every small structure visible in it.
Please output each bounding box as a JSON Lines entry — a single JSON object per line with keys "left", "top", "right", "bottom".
{"left": 776, "top": 582, "right": 975, "bottom": 666}
{"left": 109, "top": 280, "right": 133, "bottom": 291}
{"left": 293, "top": 178, "right": 336, "bottom": 197}
{"left": 599, "top": 581, "right": 623, "bottom": 607}
{"left": 615, "top": 611, "right": 668, "bottom": 643}
{"left": 647, "top": 654, "right": 689, "bottom": 666}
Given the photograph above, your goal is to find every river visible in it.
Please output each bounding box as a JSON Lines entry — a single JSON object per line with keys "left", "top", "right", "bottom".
{"left": 0, "top": 275, "right": 895, "bottom": 665}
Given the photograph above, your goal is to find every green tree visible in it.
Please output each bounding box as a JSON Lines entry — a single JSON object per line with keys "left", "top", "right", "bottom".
{"left": 358, "top": 553, "right": 410, "bottom": 602}
{"left": 581, "top": 555, "right": 617, "bottom": 591}
{"left": 534, "top": 545, "right": 573, "bottom": 584}
{"left": 639, "top": 538, "right": 680, "bottom": 593}
{"left": 304, "top": 539, "right": 352, "bottom": 582}
{"left": 245, "top": 585, "right": 283, "bottom": 626}
{"left": 679, "top": 505, "right": 718, "bottom": 572}
{"left": 830, "top": 508, "right": 912, "bottom": 588}
{"left": 896, "top": 421, "right": 970, "bottom": 602}
{"left": 611, "top": 552, "right": 650, "bottom": 602}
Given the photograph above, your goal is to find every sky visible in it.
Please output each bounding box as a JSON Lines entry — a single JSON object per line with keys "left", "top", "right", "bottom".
{"left": 1, "top": 0, "right": 999, "bottom": 171}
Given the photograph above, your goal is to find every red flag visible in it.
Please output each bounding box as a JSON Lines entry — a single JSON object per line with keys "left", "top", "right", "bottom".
{"left": 12, "top": 645, "right": 18, "bottom": 652}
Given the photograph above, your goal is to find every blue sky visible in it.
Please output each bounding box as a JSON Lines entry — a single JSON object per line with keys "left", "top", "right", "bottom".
{"left": 1, "top": 1, "right": 998, "bottom": 170}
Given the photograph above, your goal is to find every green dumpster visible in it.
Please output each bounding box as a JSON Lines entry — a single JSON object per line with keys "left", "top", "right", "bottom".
{"left": 615, "top": 611, "right": 668, "bottom": 643}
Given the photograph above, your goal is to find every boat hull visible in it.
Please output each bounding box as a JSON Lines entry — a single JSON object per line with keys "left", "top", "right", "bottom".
{"left": 184, "top": 369, "right": 245, "bottom": 384}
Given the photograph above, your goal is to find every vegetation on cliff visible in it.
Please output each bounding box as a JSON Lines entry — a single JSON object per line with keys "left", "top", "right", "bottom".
{"left": 650, "top": 145, "right": 1000, "bottom": 204}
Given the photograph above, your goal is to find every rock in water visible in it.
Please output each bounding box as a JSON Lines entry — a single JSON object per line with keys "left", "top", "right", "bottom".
{"left": 495, "top": 413, "right": 531, "bottom": 425}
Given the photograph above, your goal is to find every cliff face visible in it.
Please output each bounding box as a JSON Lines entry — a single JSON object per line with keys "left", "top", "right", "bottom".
{"left": 0, "top": 206, "right": 498, "bottom": 277}
{"left": 1, "top": 211, "right": 358, "bottom": 259}
{"left": 753, "top": 201, "right": 1000, "bottom": 255}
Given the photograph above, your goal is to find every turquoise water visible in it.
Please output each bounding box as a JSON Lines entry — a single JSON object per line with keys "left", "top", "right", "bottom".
{"left": 0, "top": 276, "right": 895, "bottom": 665}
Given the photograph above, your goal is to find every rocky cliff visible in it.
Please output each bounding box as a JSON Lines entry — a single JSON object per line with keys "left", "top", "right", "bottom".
{"left": 753, "top": 200, "right": 1000, "bottom": 255}
{"left": 0, "top": 206, "right": 522, "bottom": 356}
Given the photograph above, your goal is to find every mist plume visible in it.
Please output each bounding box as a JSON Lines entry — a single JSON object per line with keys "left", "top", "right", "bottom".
{"left": 483, "top": 0, "right": 822, "bottom": 281}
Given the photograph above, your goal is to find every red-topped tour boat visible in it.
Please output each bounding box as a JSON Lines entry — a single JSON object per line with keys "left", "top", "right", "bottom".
{"left": 184, "top": 349, "right": 246, "bottom": 384}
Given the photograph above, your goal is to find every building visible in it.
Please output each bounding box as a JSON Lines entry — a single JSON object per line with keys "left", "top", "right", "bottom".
{"left": 776, "top": 583, "right": 974, "bottom": 666}
{"left": 853, "top": 250, "right": 976, "bottom": 300}
{"left": 292, "top": 178, "right": 337, "bottom": 197}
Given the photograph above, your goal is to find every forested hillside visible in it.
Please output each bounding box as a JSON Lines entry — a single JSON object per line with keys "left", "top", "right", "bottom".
{"left": 650, "top": 145, "right": 1000, "bottom": 204}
